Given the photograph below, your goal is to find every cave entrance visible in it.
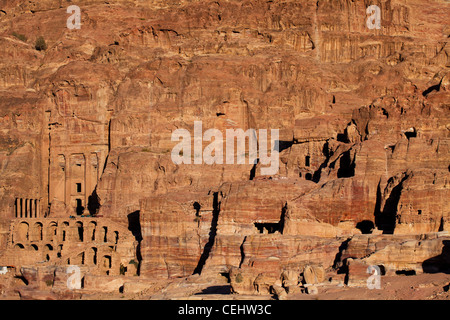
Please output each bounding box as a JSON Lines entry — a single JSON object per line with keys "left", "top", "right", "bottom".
{"left": 75, "top": 199, "right": 84, "bottom": 216}
{"left": 76, "top": 222, "right": 84, "bottom": 242}
{"left": 356, "top": 220, "right": 375, "bottom": 234}
{"left": 254, "top": 222, "right": 280, "bottom": 234}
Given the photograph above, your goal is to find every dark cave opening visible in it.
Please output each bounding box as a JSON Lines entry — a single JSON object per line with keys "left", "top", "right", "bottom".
{"left": 337, "top": 150, "right": 355, "bottom": 178}
{"left": 127, "top": 210, "right": 142, "bottom": 275}
{"left": 374, "top": 174, "right": 410, "bottom": 234}
{"left": 75, "top": 199, "right": 84, "bottom": 216}
{"left": 254, "top": 222, "right": 280, "bottom": 234}
{"left": 356, "top": 220, "right": 375, "bottom": 234}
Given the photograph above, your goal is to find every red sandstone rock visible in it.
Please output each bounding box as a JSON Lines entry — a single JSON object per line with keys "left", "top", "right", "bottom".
{"left": 0, "top": 0, "right": 448, "bottom": 300}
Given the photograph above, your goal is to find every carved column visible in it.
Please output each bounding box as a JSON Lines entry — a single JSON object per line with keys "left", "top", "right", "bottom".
{"left": 25, "top": 199, "right": 28, "bottom": 218}
{"left": 65, "top": 155, "right": 70, "bottom": 210}
{"left": 84, "top": 153, "right": 90, "bottom": 214}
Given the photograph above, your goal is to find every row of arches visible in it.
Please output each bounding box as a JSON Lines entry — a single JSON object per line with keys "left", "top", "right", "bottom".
{"left": 13, "top": 243, "right": 115, "bottom": 273}
{"left": 66, "top": 248, "right": 113, "bottom": 273}
{"left": 13, "top": 220, "right": 119, "bottom": 245}
{"left": 14, "top": 243, "right": 53, "bottom": 251}
{"left": 14, "top": 243, "right": 57, "bottom": 262}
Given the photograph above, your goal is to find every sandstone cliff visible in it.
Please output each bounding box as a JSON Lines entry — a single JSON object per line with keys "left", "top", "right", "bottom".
{"left": 0, "top": 0, "right": 448, "bottom": 299}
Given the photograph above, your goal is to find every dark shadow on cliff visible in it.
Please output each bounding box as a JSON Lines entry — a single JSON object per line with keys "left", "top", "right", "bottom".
{"left": 193, "top": 192, "right": 221, "bottom": 275}
{"left": 249, "top": 159, "right": 258, "bottom": 180}
{"left": 422, "top": 79, "right": 441, "bottom": 97}
{"left": 127, "top": 210, "right": 143, "bottom": 275}
{"left": 332, "top": 238, "right": 352, "bottom": 271}
{"left": 87, "top": 188, "right": 101, "bottom": 216}
{"left": 312, "top": 141, "right": 332, "bottom": 183}
{"left": 277, "top": 140, "right": 294, "bottom": 152}
{"left": 374, "top": 174, "right": 410, "bottom": 234}
{"left": 337, "top": 150, "right": 355, "bottom": 178}
{"left": 194, "top": 285, "right": 231, "bottom": 295}
{"left": 356, "top": 220, "right": 374, "bottom": 234}
{"left": 422, "top": 240, "right": 450, "bottom": 274}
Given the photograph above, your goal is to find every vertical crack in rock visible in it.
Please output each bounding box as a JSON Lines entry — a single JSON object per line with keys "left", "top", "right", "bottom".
{"left": 374, "top": 178, "right": 383, "bottom": 219}
{"left": 107, "top": 118, "right": 111, "bottom": 152}
{"left": 279, "top": 202, "right": 287, "bottom": 234}
{"left": 249, "top": 159, "right": 258, "bottom": 180}
{"left": 239, "top": 236, "right": 247, "bottom": 268}
{"left": 193, "top": 191, "right": 221, "bottom": 275}
{"left": 47, "top": 118, "right": 51, "bottom": 214}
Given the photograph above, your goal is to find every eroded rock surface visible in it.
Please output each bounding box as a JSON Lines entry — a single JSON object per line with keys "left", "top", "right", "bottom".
{"left": 0, "top": 0, "right": 448, "bottom": 299}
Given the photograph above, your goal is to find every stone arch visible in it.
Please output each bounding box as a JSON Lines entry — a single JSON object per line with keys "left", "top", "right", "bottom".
{"left": 31, "top": 222, "right": 43, "bottom": 241}
{"left": 75, "top": 221, "right": 84, "bottom": 242}
{"left": 60, "top": 221, "right": 69, "bottom": 242}
{"left": 44, "top": 244, "right": 53, "bottom": 261}
{"left": 88, "top": 221, "right": 97, "bottom": 241}
{"left": 73, "top": 252, "right": 85, "bottom": 265}
{"left": 14, "top": 243, "right": 24, "bottom": 249}
{"left": 16, "top": 222, "right": 29, "bottom": 242}
{"left": 30, "top": 244, "right": 39, "bottom": 251}
{"left": 102, "top": 255, "right": 112, "bottom": 275}
{"left": 88, "top": 247, "right": 97, "bottom": 265}
{"left": 101, "top": 226, "right": 108, "bottom": 242}
{"left": 47, "top": 221, "right": 58, "bottom": 241}
{"left": 57, "top": 244, "right": 63, "bottom": 258}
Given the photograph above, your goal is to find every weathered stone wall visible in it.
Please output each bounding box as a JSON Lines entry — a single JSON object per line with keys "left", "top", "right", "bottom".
{"left": 0, "top": 0, "right": 448, "bottom": 297}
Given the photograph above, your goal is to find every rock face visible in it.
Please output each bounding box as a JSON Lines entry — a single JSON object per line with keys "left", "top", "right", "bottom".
{"left": 0, "top": 0, "right": 449, "bottom": 299}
